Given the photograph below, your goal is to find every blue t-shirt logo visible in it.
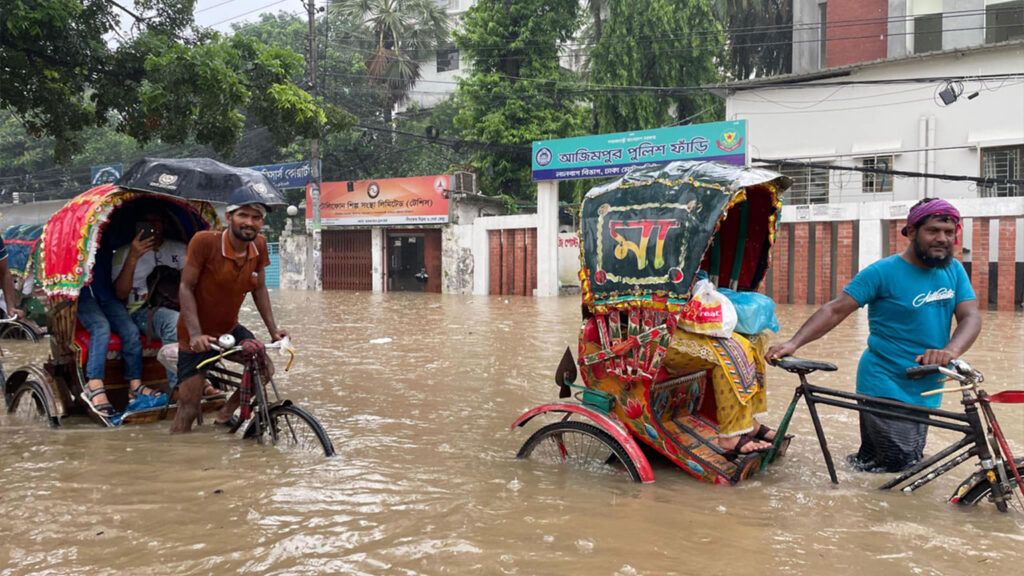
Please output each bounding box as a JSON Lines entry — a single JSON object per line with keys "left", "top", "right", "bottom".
{"left": 912, "top": 287, "right": 955, "bottom": 308}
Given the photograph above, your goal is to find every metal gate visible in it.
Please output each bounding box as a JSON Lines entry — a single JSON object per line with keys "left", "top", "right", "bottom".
{"left": 323, "top": 229, "right": 372, "bottom": 291}
{"left": 488, "top": 228, "right": 537, "bottom": 296}
{"left": 265, "top": 242, "right": 280, "bottom": 289}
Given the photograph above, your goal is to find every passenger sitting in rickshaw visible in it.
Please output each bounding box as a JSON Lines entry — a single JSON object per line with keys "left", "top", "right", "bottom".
{"left": 111, "top": 207, "right": 187, "bottom": 392}
{"left": 76, "top": 235, "right": 155, "bottom": 418}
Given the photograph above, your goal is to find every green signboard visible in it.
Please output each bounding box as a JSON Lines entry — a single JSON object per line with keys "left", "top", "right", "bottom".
{"left": 532, "top": 120, "right": 747, "bottom": 181}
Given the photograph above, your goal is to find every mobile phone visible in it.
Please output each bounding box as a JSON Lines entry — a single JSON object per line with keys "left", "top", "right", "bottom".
{"left": 135, "top": 222, "right": 154, "bottom": 240}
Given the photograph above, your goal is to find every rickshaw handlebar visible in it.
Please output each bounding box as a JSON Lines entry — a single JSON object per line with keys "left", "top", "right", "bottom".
{"left": 198, "top": 336, "right": 295, "bottom": 371}
{"left": 907, "top": 359, "right": 984, "bottom": 396}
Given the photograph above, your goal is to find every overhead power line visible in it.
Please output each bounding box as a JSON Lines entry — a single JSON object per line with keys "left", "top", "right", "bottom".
{"left": 757, "top": 157, "right": 1024, "bottom": 188}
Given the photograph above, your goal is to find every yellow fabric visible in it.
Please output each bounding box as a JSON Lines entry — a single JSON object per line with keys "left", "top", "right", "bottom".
{"left": 664, "top": 330, "right": 768, "bottom": 437}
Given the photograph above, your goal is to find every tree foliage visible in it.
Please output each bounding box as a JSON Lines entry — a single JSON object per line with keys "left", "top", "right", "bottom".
{"left": 589, "top": 0, "right": 724, "bottom": 133}
{"left": 454, "top": 0, "right": 586, "bottom": 199}
{"left": 330, "top": 0, "right": 450, "bottom": 124}
{"left": 0, "top": 0, "right": 353, "bottom": 162}
{"left": 715, "top": 0, "right": 792, "bottom": 79}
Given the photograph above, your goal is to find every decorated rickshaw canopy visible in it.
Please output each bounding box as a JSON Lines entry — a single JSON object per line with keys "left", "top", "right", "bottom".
{"left": 117, "top": 157, "right": 286, "bottom": 206}
{"left": 39, "top": 185, "right": 220, "bottom": 298}
{"left": 579, "top": 160, "right": 790, "bottom": 313}
{"left": 2, "top": 223, "right": 44, "bottom": 281}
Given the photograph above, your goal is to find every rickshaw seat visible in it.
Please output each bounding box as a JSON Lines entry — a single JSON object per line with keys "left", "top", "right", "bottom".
{"left": 74, "top": 321, "right": 164, "bottom": 364}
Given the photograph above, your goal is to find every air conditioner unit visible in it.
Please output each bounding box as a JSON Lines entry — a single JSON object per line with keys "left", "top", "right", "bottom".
{"left": 453, "top": 171, "right": 477, "bottom": 194}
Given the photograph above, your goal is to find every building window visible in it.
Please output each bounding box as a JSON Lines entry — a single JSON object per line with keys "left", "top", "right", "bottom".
{"left": 862, "top": 155, "right": 894, "bottom": 193}
{"left": 775, "top": 163, "right": 830, "bottom": 205}
{"left": 818, "top": 2, "right": 827, "bottom": 68}
{"left": 436, "top": 48, "right": 459, "bottom": 73}
{"left": 987, "top": 0, "right": 1024, "bottom": 43}
{"left": 981, "top": 145, "right": 1022, "bottom": 197}
{"left": 914, "top": 13, "right": 943, "bottom": 53}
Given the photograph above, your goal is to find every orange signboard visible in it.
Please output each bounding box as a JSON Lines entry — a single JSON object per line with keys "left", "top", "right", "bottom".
{"left": 307, "top": 175, "right": 450, "bottom": 226}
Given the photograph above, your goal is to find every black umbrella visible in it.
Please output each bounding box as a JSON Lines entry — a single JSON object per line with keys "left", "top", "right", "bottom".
{"left": 117, "top": 158, "right": 286, "bottom": 207}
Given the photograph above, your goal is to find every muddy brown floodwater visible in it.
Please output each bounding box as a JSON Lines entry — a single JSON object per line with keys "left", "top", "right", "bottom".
{"left": 1, "top": 291, "right": 1021, "bottom": 575}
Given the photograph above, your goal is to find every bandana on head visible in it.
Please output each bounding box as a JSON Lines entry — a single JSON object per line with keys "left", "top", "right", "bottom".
{"left": 901, "top": 198, "right": 962, "bottom": 243}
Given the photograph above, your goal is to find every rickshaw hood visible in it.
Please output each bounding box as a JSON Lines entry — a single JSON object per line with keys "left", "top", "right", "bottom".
{"left": 579, "top": 160, "right": 790, "bottom": 314}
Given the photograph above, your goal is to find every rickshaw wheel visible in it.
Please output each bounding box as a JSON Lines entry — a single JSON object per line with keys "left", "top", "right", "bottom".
{"left": 517, "top": 420, "right": 642, "bottom": 482}
{"left": 244, "top": 404, "right": 335, "bottom": 457}
{"left": 952, "top": 458, "right": 1024, "bottom": 513}
{"left": 0, "top": 322, "right": 39, "bottom": 343}
{"left": 7, "top": 379, "right": 56, "bottom": 425}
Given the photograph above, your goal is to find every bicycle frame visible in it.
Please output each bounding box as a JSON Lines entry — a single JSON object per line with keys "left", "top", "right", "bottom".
{"left": 198, "top": 339, "right": 293, "bottom": 444}
{"left": 768, "top": 369, "right": 1023, "bottom": 509}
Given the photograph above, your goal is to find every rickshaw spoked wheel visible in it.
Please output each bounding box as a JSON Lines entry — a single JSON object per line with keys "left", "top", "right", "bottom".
{"left": 243, "top": 403, "right": 335, "bottom": 457}
{"left": 517, "top": 420, "right": 642, "bottom": 482}
{"left": 7, "top": 378, "right": 57, "bottom": 426}
{"left": 0, "top": 322, "right": 39, "bottom": 343}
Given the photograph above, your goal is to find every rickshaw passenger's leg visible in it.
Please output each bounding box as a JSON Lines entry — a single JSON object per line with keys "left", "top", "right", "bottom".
{"left": 76, "top": 292, "right": 113, "bottom": 408}
{"left": 134, "top": 306, "right": 180, "bottom": 389}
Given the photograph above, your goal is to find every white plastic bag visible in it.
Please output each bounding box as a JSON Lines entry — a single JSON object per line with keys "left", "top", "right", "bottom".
{"left": 678, "top": 279, "right": 737, "bottom": 338}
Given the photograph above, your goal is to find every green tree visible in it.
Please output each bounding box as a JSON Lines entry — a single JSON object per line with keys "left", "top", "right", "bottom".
{"left": 330, "top": 0, "right": 450, "bottom": 125}
{"left": 590, "top": 0, "right": 724, "bottom": 133}
{"left": 454, "top": 0, "right": 586, "bottom": 199}
{"left": 1, "top": 0, "right": 353, "bottom": 162}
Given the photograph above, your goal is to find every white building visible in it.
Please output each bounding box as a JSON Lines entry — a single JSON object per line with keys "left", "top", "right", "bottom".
{"left": 725, "top": 41, "right": 1023, "bottom": 204}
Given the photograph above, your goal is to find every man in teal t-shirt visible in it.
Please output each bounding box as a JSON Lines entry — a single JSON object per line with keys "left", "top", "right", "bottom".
{"left": 767, "top": 198, "right": 982, "bottom": 473}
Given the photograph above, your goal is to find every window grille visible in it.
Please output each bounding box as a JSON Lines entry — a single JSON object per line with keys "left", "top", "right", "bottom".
{"left": 980, "top": 145, "right": 1022, "bottom": 198}
{"left": 773, "top": 163, "right": 830, "bottom": 205}
{"left": 987, "top": 0, "right": 1024, "bottom": 43}
{"left": 862, "top": 155, "right": 894, "bottom": 193}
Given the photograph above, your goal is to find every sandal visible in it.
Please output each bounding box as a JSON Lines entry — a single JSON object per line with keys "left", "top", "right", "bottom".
{"left": 202, "top": 384, "right": 226, "bottom": 400}
{"left": 128, "top": 383, "right": 165, "bottom": 400}
{"left": 753, "top": 424, "right": 795, "bottom": 456}
{"left": 80, "top": 383, "right": 116, "bottom": 419}
{"left": 721, "top": 434, "right": 771, "bottom": 461}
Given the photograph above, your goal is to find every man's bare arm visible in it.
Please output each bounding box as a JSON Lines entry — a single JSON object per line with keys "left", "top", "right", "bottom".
{"left": 114, "top": 231, "right": 154, "bottom": 300}
{"left": 179, "top": 260, "right": 208, "bottom": 351}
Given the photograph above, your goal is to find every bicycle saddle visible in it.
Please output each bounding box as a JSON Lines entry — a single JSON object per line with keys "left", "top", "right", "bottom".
{"left": 771, "top": 356, "right": 838, "bottom": 375}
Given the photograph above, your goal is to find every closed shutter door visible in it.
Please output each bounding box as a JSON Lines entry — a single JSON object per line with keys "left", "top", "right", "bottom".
{"left": 323, "top": 230, "right": 372, "bottom": 291}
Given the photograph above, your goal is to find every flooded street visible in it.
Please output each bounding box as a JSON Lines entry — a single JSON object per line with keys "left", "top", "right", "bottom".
{"left": 1, "top": 291, "right": 1022, "bottom": 575}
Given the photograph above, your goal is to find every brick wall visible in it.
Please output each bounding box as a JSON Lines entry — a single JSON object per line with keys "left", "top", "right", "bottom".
{"left": 826, "top": 0, "right": 888, "bottom": 68}
{"left": 792, "top": 223, "right": 810, "bottom": 304}
{"left": 773, "top": 224, "right": 790, "bottom": 304}
{"left": 836, "top": 221, "right": 855, "bottom": 291}
{"left": 815, "top": 223, "right": 832, "bottom": 303}
{"left": 971, "top": 218, "right": 990, "bottom": 311}
{"left": 997, "top": 218, "right": 1016, "bottom": 311}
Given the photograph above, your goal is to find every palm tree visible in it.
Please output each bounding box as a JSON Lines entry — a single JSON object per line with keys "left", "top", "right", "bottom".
{"left": 330, "top": 0, "right": 451, "bottom": 125}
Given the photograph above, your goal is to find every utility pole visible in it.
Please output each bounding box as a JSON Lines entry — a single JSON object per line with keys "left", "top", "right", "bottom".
{"left": 306, "top": 0, "right": 323, "bottom": 291}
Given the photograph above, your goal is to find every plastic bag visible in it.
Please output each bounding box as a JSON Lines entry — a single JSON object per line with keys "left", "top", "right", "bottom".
{"left": 679, "top": 278, "right": 737, "bottom": 338}
{"left": 719, "top": 288, "right": 781, "bottom": 335}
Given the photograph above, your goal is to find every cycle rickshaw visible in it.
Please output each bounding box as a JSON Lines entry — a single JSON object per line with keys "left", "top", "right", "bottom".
{"left": 1, "top": 223, "right": 47, "bottom": 341}
{"left": 512, "top": 160, "right": 1023, "bottom": 512}
{"left": 513, "top": 160, "right": 790, "bottom": 485}
{"left": 2, "top": 158, "right": 334, "bottom": 456}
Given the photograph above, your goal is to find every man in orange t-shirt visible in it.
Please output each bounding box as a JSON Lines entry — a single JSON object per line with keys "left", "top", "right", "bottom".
{"left": 170, "top": 200, "right": 288, "bottom": 433}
